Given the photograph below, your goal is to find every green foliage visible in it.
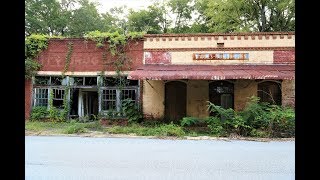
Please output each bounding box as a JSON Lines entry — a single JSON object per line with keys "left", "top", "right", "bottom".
{"left": 30, "top": 106, "right": 48, "bottom": 121}
{"left": 158, "top": 122, "right": 185, "bottom": 137}
{"left": 266, "top": 105, "right": 295, "bottom": 137}
{"left": 127, "top": 6, "right": 164, "bottom": 33}
{"left": 206, "top": 116, "right": 225, "bottom": 136}
{"left": 122, "top": 99, "right": 143, "bottom": 123}
{"left": 203, "top": 0, "right": 295, "bottom": 32}
{"left": 180, "top": 117, "right": 198, "bottom": 127}
{"left": 107, "top": 122, "right": 185, "bottom": 137}
{"left": 206, "top": 96, "right": 295, "bottom": 138}
{"left": 63, "top": 123, "right": 87, "bottom": 134}
{"left": 68, "top": 0, "right": 103, "bottom": 36}
{"left": 25, "top": 34, "right": 50, "bottom": 79}
{"left": 25, "top": 59, "right": 42, "bottom": 79}
{"left": 48, "top": 90, "right": 64, "bottom": 122}
{"left": 62, "top": 42, "right": 73, "bottom": 75}
{"left": 168, "top": 0, "right": 194, "bottom": 33}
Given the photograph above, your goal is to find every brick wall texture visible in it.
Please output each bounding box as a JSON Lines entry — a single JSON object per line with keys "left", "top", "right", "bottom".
{"left": 25, "top": 79, "right": 32, "bottom": 120}
{"left": 37, "top": 39, "right": 144, "bottom": 72}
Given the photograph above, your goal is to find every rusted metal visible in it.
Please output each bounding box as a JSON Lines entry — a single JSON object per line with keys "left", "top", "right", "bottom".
{"left": 128, "top": 65, "right": 295, "bottom": 80}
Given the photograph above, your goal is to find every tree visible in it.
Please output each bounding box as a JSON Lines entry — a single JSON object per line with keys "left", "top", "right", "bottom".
{"left": 203, "top": 0, "right": 295, "bottom": 32}
{"left": 167, "top": 0, "right": 194, "bottom": 33}
{"left": 68, "top": 0, "right": 104, "bottom": 36}
{"left": 25, "top": 0, "right": 73, "bottom": 36}
{"left": 127, "top": 5, "right": 165, "bottom": 34}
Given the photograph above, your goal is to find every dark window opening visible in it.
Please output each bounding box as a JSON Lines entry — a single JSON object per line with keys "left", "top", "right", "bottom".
{"left": 217, "top": 43, "right": 224, "bottom": 48}
{"left": 73, "top": 77, "right": 84, "bottom": 86}
{"left": 52, "top": 89, "right": 65, "bottom": 109}
{"left": 102, "top": 77, "right": 138, "bottom": 87}
{"left": 258, "top": 81, "right": 282, "bottom": 105}
{"left": 84, "top": 77, "right": 97, "bottom": 86}
{"left": 51, "top": 77, "right": 63, "bottom": 85}
{"left": 209, "top": 81, "right": 234, "bottom": 116}
{"left": 34, "top": 76, "right": 50, "bottom": 85}
{"left": 70, "top": 89, "right": 79, "bottom": 117}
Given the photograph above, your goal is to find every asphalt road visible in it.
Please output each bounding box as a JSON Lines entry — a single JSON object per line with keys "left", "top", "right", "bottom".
{"left": 25, "top": 136, "right": 295, "bottom": 180}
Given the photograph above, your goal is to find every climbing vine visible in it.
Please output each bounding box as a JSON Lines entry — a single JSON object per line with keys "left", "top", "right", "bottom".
{"left": 25, "top": 34, "right": 49, "bottom": 79}
{"left": 25, "top": 34, "right": 64, "bottom": 79}
{"left": 84, "top": 31, "right": 144, "bottom": 88}
{"left": 62, "top": 42, "right": 74, "bottom": 76}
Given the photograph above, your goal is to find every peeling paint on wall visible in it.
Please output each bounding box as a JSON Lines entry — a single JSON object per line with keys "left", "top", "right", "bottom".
{"left": 144, "top": 51, "right": 171, "bottom": 64}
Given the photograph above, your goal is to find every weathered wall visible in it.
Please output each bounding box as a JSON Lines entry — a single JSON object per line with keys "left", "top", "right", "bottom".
{"left": 234, "top": 80, "right": 258, "bottom": 111}
{"left": 25, "top": 79, "right": 33, "bottom": 120}
{"left": 37, "top": 39, "right": 143, "bottom": 72}
{"left": 142, "top": 80, "right": 165, "bottom": 119}
{"left": 169, "top": 51, "right": 274, "bottom": 65}
{"left": 282, "top": 80, "right": 295, "bottom": 108}
{"left": 273, "top": 50, "right": 295, "bottom": 64}
{"left": 144, "top": 33, "right": 295, "bottom": 49}
{"left": 186, "top": 80, "right": 209, "bottom": 118}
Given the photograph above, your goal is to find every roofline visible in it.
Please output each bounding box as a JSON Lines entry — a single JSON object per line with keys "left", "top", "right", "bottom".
{"left": 46, "top": 31, "right": 294, "bottom": 41}
{"left": 144, "top": 31, "right": 295, "bottom": 37}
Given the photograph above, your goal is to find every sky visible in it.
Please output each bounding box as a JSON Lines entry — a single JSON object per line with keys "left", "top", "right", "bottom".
{"left": 92, "top": 0, "right": 157, "bottom": 13}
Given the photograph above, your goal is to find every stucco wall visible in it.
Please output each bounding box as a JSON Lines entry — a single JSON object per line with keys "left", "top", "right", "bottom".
{"left": 282, "top": 80, "right": 295, "bottom": 108}
{"left": 142, "top": 80, "right": 165, "bottom": 119}
{"left": 144, "top": 34, "right": 295, "bottom": 49}
{"left": 234, "top": 80, "right": 258, "bottom": 111}
{"left": 169, "top": 51, "right": 273, "bottom": 65}
{"left": 186, "top": 80, "right": 209, "bottom": 118}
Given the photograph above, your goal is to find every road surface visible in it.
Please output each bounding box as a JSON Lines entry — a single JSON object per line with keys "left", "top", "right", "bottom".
{"left": 26, "top": 136, "right": 294, "bottom": 180}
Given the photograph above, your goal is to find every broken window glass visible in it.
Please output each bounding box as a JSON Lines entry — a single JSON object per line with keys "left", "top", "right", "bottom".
{"left": 102, "top": 89, "right": 117, "bottom": 111}
{"left": 51, "top": 77, "right": 63, "bottom": 85}
{"left": 33, "top": 88, "right": 48, "bottom": 107}
{"left": 73, "top": 77, "right": 84, "bottom": 86}
{"left": 84, "top": 77, "right": 97, "bottom": 86}
{"left": 52, "top": 89, "right": 65, "bottom": 109}
{"left": 34, "top": 76, "right": 50, "bottom": 85}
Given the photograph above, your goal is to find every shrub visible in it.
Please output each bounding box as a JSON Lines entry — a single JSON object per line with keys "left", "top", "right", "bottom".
{"left": 180, "top": 117, "right": 199, "bottom": 127}
{"left": 64, "top": 123, "right": 86, "bottom": 134}
{"left": 223, "top": 115, "right": 251, "bottom": 136}
{"left": 249, "top": 128, "right": 270, "bottom": 137}
{"left": 240, "top": 96, "right": 270, "bottom": 129}
{"left": 158, "top": 123, "right": 185, "bottom": 137}
{"left": 30, "top": 106, "right": 48, "bottom": 121}
{"left": 267, "top": 105, "right": 295, "bottom": 137}
{"left": 206, "top": 116, "right": 225, "bottom": 136}
{"left": 122, "top": 99, "right": 143, "bottom": 123}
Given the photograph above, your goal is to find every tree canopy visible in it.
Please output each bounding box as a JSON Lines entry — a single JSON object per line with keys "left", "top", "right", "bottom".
{"left": 25, "top": 0, "right": 295, "bottom": 36}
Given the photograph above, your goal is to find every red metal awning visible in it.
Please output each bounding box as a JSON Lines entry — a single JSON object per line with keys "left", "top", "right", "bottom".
{"left": 127, "top": 64, "right": 295, "bottom": 80}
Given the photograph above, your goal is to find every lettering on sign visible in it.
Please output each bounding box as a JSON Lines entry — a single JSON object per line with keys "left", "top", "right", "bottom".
{"left": 193, "top": 53, "right": 249, "bottom": 60}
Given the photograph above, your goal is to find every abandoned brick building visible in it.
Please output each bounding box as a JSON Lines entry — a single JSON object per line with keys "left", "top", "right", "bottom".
{"left": 25, "top": 32, "right": 295, "bottom": 121}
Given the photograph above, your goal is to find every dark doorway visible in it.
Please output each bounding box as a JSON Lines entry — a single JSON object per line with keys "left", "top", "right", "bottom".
{"left": 83, "top": 91, "right": 99, "bottom": 120}
{"left": 209, "top": 81, "right": 234, "bottom": 116}
{"left": 165, "top": 81, "right": 187, "bottom": 122}
{"left": 70, "top": 89, "right": 79, "bottom": 118}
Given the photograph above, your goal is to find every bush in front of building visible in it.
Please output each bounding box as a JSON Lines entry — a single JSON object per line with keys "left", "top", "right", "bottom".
{"left": 121, "top": 98, "right": 143, "bottom": 123}
{"left": 63, "top": 122, "right": 87, "bottom": 134}
{"left": 30, "top": 106, "right": 49, "bottom": 121}
{"left": 157, "top": 122, "right": 185, "bottom": 137}
{"left": 206, "top": 96, "right": 295, "bottom": 138}
{"left": 180, "top": 117, "right": 199, "bottom": 127}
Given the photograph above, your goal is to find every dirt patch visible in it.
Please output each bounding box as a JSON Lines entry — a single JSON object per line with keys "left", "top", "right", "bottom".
{"left": 25, "top": 130, "right": 294, "bottom": 142}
